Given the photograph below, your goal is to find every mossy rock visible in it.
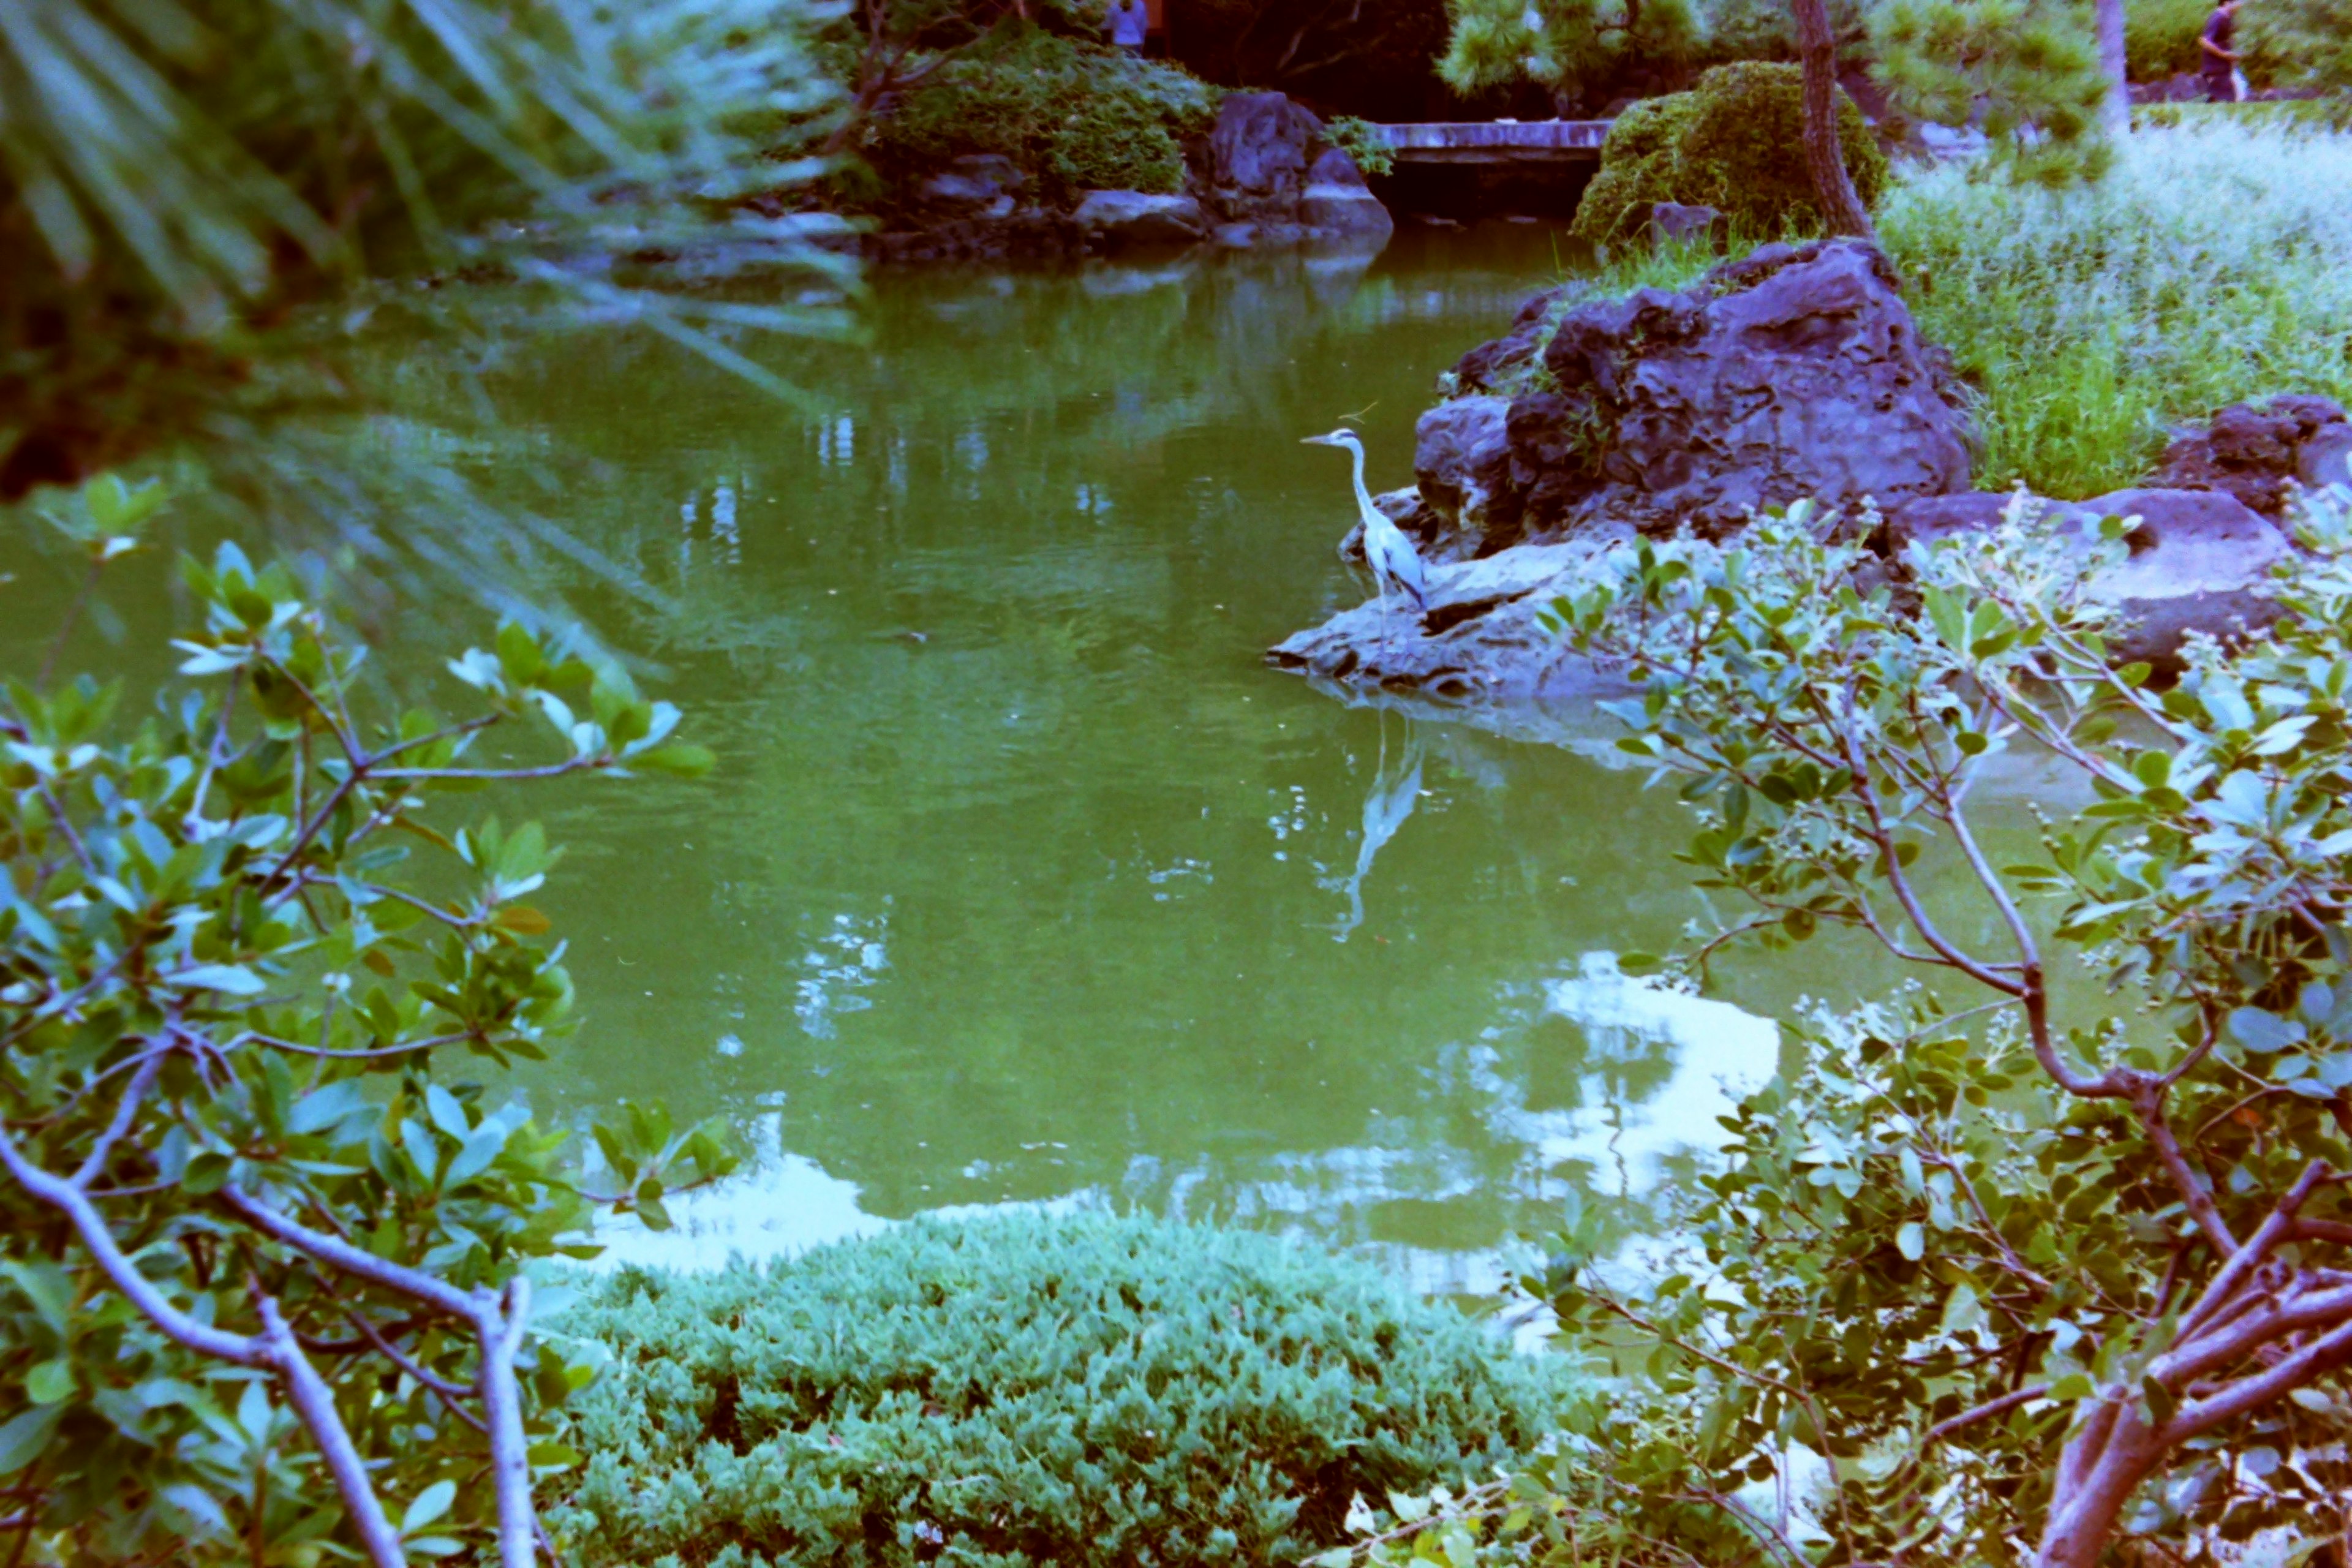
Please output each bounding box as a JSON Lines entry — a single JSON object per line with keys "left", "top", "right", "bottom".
{"left": 548, "top": 1213, "right": 1587, "bottom": 1568}
{"left": 1570, "top": 62, "right": 1889, "bottom": 247}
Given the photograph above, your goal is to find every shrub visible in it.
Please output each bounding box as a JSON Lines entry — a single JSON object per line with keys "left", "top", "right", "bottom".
{"left": 2125, "top": 0, "right": 2212, "bottom": 78}
{"left": 864, "top": 28, "right": 1216, "bottom": 203}
{"left": 1879, "top": 119, "right": 2352, "bottom": 496}
{"left": 1568, "top": 62, "right": 1886, "bottom": 246}
{"left": 548, "top": 1213, "right": 1584, "bottom": 1567}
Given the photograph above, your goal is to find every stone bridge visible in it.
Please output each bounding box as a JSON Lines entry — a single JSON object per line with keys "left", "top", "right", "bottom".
{"left": 1367, "top": 121, "right": 1615, "bottom": 166}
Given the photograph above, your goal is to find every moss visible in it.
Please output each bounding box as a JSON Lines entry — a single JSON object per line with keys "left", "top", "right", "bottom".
{"left": 1569, "top": 61, "right": 1887, "bottom": 247}
{"left": 548, "top": 1213, "right": 1587, "bottom": 1568}
{"left": 865, "top": 28, "right": 1217, "bottom": 205}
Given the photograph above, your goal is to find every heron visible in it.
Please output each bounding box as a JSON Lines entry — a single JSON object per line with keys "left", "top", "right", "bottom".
{"left": 1302, "top": 429, "right": 1428, "bottom": 643}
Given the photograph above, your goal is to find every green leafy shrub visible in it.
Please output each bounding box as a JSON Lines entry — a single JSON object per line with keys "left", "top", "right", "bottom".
{"left": 0, "top": 477, "right": 734, "bottom": 1565}
{"left": 864, "top": 29, "right": 1216, "bottom": 203}
{"left": 1870, "top": 0, "right": 2111, "bottom": 187}
{"left": 2126, "top": 0, "right": 2212, "bottom": 78}
{"left": 548, "top": 1213, "right": 1583, "bottom": 1567}
{"left": 1568, "top": 63, "right": 1886, "bottom": 246}
{"left": 1324, "top": 116, "right": 1396, "bottom": 178}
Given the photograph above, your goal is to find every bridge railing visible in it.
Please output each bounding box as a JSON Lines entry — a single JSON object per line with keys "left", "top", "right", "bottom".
{"left": 1366, "top": 121, "right": 1615, "bottom": 164}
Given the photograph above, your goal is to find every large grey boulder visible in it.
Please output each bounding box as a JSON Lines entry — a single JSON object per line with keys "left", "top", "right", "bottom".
{"left": 1537, "top": 239, "right": 1972, "bottom": 537}
{"left": 1299, "top": 146, "right": 1393, "bottom": 245}
{"left": 1071, "top": 190, "right": 1207, "bottom": 249}
{"left": 1266, "top": 536, "right": 1636, "bottom": 701}
{"left": 1201, "top": 92, "right": 1393, "bottom": 246}
{"left": 1403, "top": 239, "right": 1972, "bottom": 549}
{"left": 1205, "top": 92, "right": 1322, "bottom": 222}
{"left": 1887, "top": 486, "right": 2291, "bottom": 670}
{"left": 1411, "top": 397, "right": 1517, "bottom": 559}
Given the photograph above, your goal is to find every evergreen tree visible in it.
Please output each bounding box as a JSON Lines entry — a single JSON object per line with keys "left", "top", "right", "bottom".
{"left": 1870, "top": 0, "right": 2113, "bottom": 187}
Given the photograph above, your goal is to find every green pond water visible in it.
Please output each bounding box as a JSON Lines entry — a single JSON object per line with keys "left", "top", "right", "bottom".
{"left": 18, "top": 224, "right": 1990, "bottom": 1291}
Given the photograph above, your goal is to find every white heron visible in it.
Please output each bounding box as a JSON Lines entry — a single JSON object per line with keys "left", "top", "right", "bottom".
{"left": 1302, "top": 429, "right": 1428, "bottom": 638}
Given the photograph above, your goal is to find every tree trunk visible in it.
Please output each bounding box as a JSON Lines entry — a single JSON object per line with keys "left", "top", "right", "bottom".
{"left": 1785, "top": 0, "right": 1875, "bottom": 241}
{"left": 2094, "top": 0, "right": 2131, "bottom": 130}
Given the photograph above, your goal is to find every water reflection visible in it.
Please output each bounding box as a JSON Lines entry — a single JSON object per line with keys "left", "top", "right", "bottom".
{"left": 1330, "top": 726, "right": 1424, "bottom": 942}
{"left": 592, "top": 951, "right": 1779, "bottom": 1297}
{"left": 6, "top": 224, "right": 1937, "bottom": 1287}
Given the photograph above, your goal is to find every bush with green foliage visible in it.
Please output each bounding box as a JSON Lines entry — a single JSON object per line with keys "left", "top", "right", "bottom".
{"left": 1569, "top": 62, "right": 1886, "bottom": 246}
{"left": 1869, "top": 0, "right": 2111, "bottom": 187}
{"left": 1879, "top": 118, "right": 2352, "bottom": 496}
{"left": 1324, "top": 117, "right": 1398, "bottom": 179}
{"left": 1328, "top": 488, "right": 2352, "bottom": 1565}
{"left": 2244, "top": 0, "right": 2352, "bottom": 98}
{"left": 0, "top": 477, "right": 733, "bottom": 1567}
{"left": 1442, "top": 0, "right": 1703, "bottom": 117}
{"left": 548, "top": 1213, "right": 1586, "bottom": 1567}
{"left": 2125, "top": 0, "right": 2212, "bottom": 78}
{"left": 857, "top": 27, "right": 1217, "bottom": 203}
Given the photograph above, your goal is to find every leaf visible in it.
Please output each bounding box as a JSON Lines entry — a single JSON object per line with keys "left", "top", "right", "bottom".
{"left": 444, "top": 1124, "right": 509, "bottom": 1188}
{"left": 1897, "top": 1221, "right": 1924, "bottom": 1262}
{"left": 288, "top": 1080, "right": 371, "bottom": 1136}
{"left": 628, "top": 743, "right": 716, "bottom": 779}
{"left": 494, "top": 905, "right": 553, "bottom": 935}
{"left": 23, "top": 1360, "right": 74, "bottom": 1406}
{"left": 2, "top": 1263, "right": 74, "bottom": 1338}
{"left": 2230, "top": 1008, "right": 2304, "bottom": 1054}
{"left": 0, "top": 1407, "right": 61, "bottom": 1474}
{"left": 402, "top": 1479, "right": 457, "bottom": 1536}
{"left": 168, "top": 963, "right": 266, "bottom": 995}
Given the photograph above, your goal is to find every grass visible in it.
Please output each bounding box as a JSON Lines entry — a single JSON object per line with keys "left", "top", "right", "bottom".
{"left": 1879, "top": 121, "right": 2352, "bottom": 498}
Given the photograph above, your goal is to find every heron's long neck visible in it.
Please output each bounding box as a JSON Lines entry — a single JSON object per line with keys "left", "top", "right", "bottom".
{"left": 1349, "top": 444, "right": 1377, "bottom": 518}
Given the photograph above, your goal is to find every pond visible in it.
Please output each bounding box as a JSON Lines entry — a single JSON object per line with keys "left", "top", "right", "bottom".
{"left": 18, "top": 224, "right": 1945, "bottom": 1294}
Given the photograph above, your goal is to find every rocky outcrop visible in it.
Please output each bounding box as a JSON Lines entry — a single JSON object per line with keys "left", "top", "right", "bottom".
{"left": 1276, "top": 239, "right": 2350, "bottom": 701}
{"left": 1072, "top": 190, "right": 1207, "bottom": 249}
{"left": 1298, "top": 147, "right": 1395, "bottom": 246}
{"left": 1197, "top": 92, "right": 1395, "bottom": 247}
{"left": 1448, "top": 286, "right": 1575, "bottom": 394}
{"left": 1889, "top": 488, "right": 2290, "bottom": 670}
{"left": 868, "top": 92, "right": 1392, "bottom": 262}
{"left": 1267, "top": 536, "right": 1637, "bottom": 702}
{"left": 2147, "top": 396, "right": 2350, "bottom": 517}
{"left": 1405, "top": 240, "right": 1972, "bottom": 558}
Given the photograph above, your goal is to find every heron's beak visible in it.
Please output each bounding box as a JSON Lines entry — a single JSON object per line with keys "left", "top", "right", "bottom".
{"left": 1300, "top": 434, "right": 1335, "bottom": 447}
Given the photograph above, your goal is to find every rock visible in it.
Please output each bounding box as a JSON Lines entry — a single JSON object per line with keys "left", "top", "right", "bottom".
{"left": 921, "top": 154, "right": 1026, "bottom": 213}
{"left": 1638, "top": 201, "right": 1727, "bottom": 252}
{"left": 1201, "top": 93, "right": 1393, "bottom": 246}
{"left": 1912, "top": 122, "right": 1989, "bottom": 162}
{"left": 1887, "top": 486, "right": 2289, "bottom": 671}
{"left": 1299, "top": 147, "right": 1393, "bottom": 244}
{"left": 2080, "top": 488, "right": 2290, "bottom": 669}
{"left": 1411, "top": 397, "right": 1517, "bottom": 557}
{"left": 1450, "top": 285, "right": 1575, "bottom": 393}
{"left": 2302, "top": 424, "right": 2352, "bottom": 492}
{"left": 1071, "top": 190, "right": 1207, "bottom": 249}
{"left": 1206, "top": 92, "right": 1323, "bottom": 223}
{"left": 1266, "top": 536, "right": 1637, "bottom": 701}
{"left": 1526, "top": 238, "right": 1971, "bottom": 538}
{"left": 2148, "top": 396, "right": 2350, "bottom": 517}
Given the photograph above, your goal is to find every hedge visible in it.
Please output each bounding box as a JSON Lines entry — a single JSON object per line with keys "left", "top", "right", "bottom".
{"left": 1569, "top": 61, "right": 1889, "bottom": 246}
{"left": 548, "top": 1213, "right": 1585, "bottom": 1567}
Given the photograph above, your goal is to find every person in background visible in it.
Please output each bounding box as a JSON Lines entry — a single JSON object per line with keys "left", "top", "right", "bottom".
{"left": 1106, "top": 0, "right": 1150, "bottom": 52}
{"left": 2200, "top": 0, "right": 2242, "bottom": 103}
